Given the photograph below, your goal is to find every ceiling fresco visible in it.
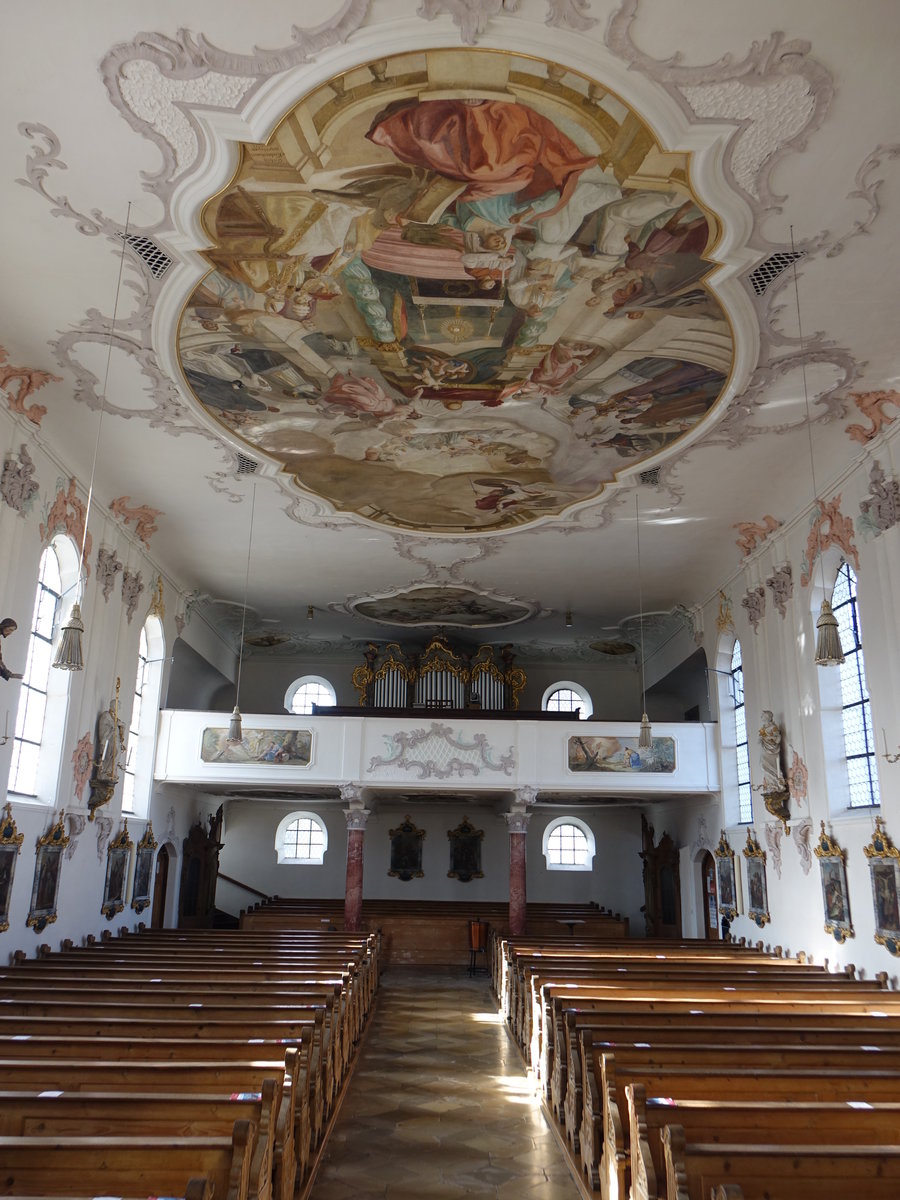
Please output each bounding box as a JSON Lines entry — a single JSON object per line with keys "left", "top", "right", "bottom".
{"left": 350, "top": 586, "right": 532, "bottom": 628}
{"left": 178, "top": 49, "right": 732, "bottom": 534}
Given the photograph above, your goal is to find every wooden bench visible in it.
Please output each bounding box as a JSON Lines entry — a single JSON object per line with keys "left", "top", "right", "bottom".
{"left": 589, "top": 1056, "right": 900, "bottom": 1197}
{"left": 627, "top": 1085, "right": 900, "bottom": 1200}
{"left": 661, "top": 1123, "right": 900, "bottom": 1200}
{"left": 0, "top": 1121, "right": 260, "bottom": 1200}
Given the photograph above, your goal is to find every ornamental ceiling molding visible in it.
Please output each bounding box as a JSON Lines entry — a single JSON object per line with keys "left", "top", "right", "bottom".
{"left": 17, "top": 2, "right": 888, "bottom": 538}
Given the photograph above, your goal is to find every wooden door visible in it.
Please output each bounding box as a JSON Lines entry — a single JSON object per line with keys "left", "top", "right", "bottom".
{"left": 150, "top": 847, "right": 169, "bottom": 930}
{"left": 701, "top": 850, "right": 719, "bottom": 939}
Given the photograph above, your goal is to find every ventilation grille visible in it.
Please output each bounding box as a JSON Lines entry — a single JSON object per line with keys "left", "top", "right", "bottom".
{"left": 122, "top": 233, "right": 173, "bottom": 279}
{"left": 748, "top": 251, "right": 804, "bottom": 296}
{"left": 639, "top": 467, "right": 660, "bottom": 487}
{"left": 236, "top": 454, "right": 259, "bottom": 475}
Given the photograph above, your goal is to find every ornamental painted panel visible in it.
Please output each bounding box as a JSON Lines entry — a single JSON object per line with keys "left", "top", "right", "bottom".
{"left": 567, "top": 734, "right": 675, "bottom": 773}
{"left": 177, "top": 49, "right": 731, "bottom": 533}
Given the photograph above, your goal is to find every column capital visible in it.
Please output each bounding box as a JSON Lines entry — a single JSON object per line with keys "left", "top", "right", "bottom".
{"left": 344, "top": 806, "right": 371, "bottom": 832}
{"left": 339, "top": 782, "right": 365, "bottom": 806}
{"left": 504, "top": 810, "right": 532, "bottom": 835}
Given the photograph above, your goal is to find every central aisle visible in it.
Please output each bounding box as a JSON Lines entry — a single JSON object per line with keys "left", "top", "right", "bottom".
{"left": 309, "top": 967, "right": 584, "bottom": 1199}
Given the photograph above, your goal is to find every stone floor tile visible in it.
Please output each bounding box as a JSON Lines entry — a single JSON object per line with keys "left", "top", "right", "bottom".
{"left": 309, "top": 967, "right": 583, "bottom": 1200}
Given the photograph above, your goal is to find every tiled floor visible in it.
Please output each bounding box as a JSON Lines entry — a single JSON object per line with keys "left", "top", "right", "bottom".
{"left": 309, "top": 967, "right": 584, "bottom": 1199}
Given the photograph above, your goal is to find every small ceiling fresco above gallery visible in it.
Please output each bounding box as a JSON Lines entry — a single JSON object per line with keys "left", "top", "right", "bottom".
{"left": 178, "top": 48, "right": 732, "bottom": 534}
{"left": 350, "top": 586, "right": 532, "bottom": 628}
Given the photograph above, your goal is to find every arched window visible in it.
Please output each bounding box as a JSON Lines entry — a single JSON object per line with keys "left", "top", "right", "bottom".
{"left": 542, "top": 817, "right": 595, "bottom": 871}
{"left": 275, "top": 811, "right": 328, "bottom": 865}
{"left": 541, "top": 681, "right": 592, "bottom": 719}
{"left": 731, "top": 639, "right": 752, "bottom": 823}
{"left": 8, "top": 537, "right": 80, "bottom": 801}
{"left": 284, "top": 675, "right": 335, "bottom": 715}
{"left": 121, "top": 614, "right": 165, "bottom": 817}
{"left": 832, "top": 562, "right": 880, "bottom": 807}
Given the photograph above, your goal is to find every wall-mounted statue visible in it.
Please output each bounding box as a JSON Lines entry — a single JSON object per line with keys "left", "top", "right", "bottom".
{"left": 758, "top": 709, "right": 790, "bottom": 830}
{"left": 0, "top": 618, "right": 23, "bottom": 682}
{"left": 88, "top": 678, "right": 126, "bottom": 820}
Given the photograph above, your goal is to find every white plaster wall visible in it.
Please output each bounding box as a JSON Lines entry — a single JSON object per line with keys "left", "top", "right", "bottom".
{"left": 678, "top": 428, "right": 900, "bottom": 984}
{"left": 0, "top": 404, "right": 197, "bottom": 958}
{"left": 215, "top": 796, "right": 646, "bottom": 930}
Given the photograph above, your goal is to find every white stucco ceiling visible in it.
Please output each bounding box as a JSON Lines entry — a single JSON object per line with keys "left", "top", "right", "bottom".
{"left": 2, "top": 1, "right": 898, "bottom": 666}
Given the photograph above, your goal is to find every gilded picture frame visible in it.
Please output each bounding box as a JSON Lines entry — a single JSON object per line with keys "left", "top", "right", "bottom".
{"left": 102, "top": 821, "right": 133, "bottom": 921}
{"left": 743, "top": 829, "right": 770, "bottom": 928}
{"left": 713, "top": 829, "right": 737, "bottom": 922}
{"left": 27, "top": 810, "right": 70, "bottom": 933}
{"left": 814, "top": 821, "right": 854, "bottom": 943}
{"left": 388, "top": 815, "right": 425, "bottom": 882}
{"left": 447, "top": 816, "right": 484, "bottom": 883}
{"left": 131, "top": 821, "right": 158, "bottom": 914}
{"left": 0, "top": 802, "right": 24, "bottom": 933}
{"left": 864, "top": 816, "right": 900, "bottom": 957}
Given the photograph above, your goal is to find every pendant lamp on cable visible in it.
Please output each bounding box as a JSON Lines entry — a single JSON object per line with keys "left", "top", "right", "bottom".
{"left": 227, "top": 482, "right": 257, "bottom": 744}
{"left": 53, "top": 207, "right": 132, "bottom": 671}
{"left": 635, "top": 492, "right": 652, "bottom": 749}
{"left": 789, "top": 229, "right": 844, "bottom": 667}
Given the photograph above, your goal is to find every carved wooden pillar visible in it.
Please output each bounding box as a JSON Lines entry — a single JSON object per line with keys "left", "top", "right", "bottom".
{"left": 505, "top": 787, "right": 536, "bottom": 936}
{"left": 342, "top": 784, "right": 369, "bottom": 933}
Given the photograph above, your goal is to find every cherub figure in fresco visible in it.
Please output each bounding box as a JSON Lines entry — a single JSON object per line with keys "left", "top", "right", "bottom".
{"left": 409, "top": 353, "right": 471, "bottom": 389}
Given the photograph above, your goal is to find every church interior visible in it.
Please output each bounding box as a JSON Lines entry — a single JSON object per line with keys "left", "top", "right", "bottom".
{"left": 2, "top": 2, "right": 900, "bottom": 1196}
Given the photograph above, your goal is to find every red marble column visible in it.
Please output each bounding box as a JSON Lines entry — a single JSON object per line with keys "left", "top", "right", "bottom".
{"left": 505, "top": 808, "right": 532, "bottom": 937}
{"left": 344, "top": 825, "right": 365, "bottom": 932}
{"left": 342, "top": 786, "right": 369, "bottom": 933}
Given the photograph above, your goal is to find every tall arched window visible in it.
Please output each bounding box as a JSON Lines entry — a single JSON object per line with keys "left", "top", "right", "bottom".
{"left": 731, "top": 639, "right": 752, "bottom": 823}
{"left": 121, "top": 614, "right": 165, "bottom": 818}
{"left": 8, "top": 537, "right": 80, "bottom": 801}
{"left": 284, "top": 675, "right": 335, "bottom": 715}
{"left": 832, "top": 562, "right": 880, "bottom": 807}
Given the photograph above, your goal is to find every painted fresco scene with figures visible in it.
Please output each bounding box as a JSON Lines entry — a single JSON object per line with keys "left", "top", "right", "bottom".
{"left": 179, "top": 49, "right": 731, "bottom": 533}
{"left": 567, "top": 733, "right": 676, "bottom": 773}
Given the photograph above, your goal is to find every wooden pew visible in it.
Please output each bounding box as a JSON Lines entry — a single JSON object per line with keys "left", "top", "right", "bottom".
{"left": 0, "top": 1120, "right": 260, "bottom": 1200}
{"left": 0, "top": 1084, "right": 278, "bottom": 1200}
{"left": 589, "top": 1055, "right": 900, "bottom": 1197}
{"left": 556, "top": 1006, "right": 900, "bottom": 1138}
{"left": 661, "top": 1123, "right": 900, "bottom": 1200}
{"left": 0, "top": 1052, "right": 309, "bottom": 1200}
{"left": 627, "top": 1085, "right": 900, "bottom": 1200}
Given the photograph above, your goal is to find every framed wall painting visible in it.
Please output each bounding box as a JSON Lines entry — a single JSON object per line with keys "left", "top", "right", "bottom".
{"left": 388, "top": 815, "right": 425, "bottom": 882}
{"left": 27, "top": 810, "right": 70, "bottom": 933}
{"left": 864, "top": 816, "right": 900, "bottom": 957}
{"left": 447, "top": 816, "right": 484, "bottom": 883}
{"left": 102, "top": 821, "right": 133, "bottom": 921}
{"left": 131, "top": 821, "right": 158, "bottom": 914}
{"left": 0, "top": 802, "right": 24, "bottom": 933}
{"left": 814, "top": 821, "right": 854, "bottom": 943}
{"left": 713, "top": 830, "right": 737, "bottom": 922}
{"left": 743, "top": 829, "right": 770, "bottom": 928}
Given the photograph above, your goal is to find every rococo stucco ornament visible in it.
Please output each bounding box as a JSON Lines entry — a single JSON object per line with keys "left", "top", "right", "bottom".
{"left": 96, "top": 547, "right": 123, "bottom": 602}
{"left": 858, "top": 460, "right": 900, "bottom": 538}
{"left": 741, "top": 586, "right": 765, "bottom": 634}
{"left": 122, "top": 570, "right": 144, "bottom": 624}
{"left": 791, "top": 817, "right": 813, "bottom": 877}
{"left": 765, "top": 563, "right": 793, "bottom": 618}
{"left": 0, "top": 444, "right": 39, "bottom": 515}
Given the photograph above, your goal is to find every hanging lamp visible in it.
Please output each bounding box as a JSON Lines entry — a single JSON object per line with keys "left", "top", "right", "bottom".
{"left": 227, "top": 482, "right": 257, "bottom": 744}
{"left": 789, "top": 228, "right": 844, "bottom": 667}
{"left": 635, "top": 493, "right": 652, "bottom": 749}
{"left": 54, "top": 206, "right": 132, "bottom": 670}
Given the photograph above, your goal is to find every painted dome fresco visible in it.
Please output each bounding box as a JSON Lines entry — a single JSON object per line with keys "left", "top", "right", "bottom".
{"left": 179, "top": 49, "right": 732, "bottom": 533}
